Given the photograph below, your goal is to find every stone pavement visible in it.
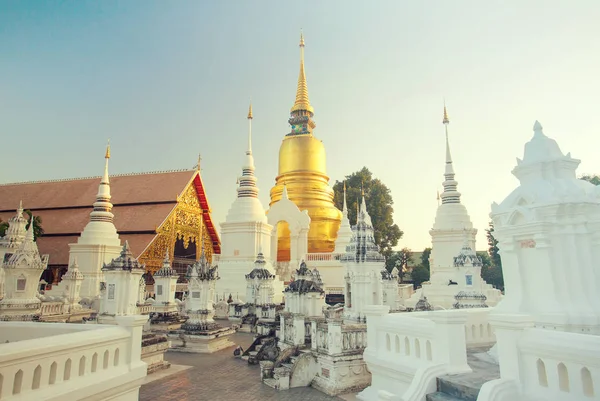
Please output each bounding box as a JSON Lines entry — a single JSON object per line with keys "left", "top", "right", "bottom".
{"left": 139, "top": 331, "right": 344, "bottom": 401}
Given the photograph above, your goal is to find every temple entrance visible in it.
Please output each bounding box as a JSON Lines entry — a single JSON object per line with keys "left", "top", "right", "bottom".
{"left": 266, "top": 194, "right": 311, "bottom": 282}
{"left": 173, "top": 237, "right": 197, "bottom": 277}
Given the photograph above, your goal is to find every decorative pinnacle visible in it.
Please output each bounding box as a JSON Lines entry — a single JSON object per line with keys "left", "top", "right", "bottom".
{"left": 247, "top": 102, "right": 253, "bottom": 120}
{"left": 291, "top": 30, "right": 314, "bottom": 114}
{"left": 533, "top": 120, "right": 543, "bottom": 133}
{"left": 443, "top": 103, "right": 449, "bottom": 125}
{"left": 105, "top": 139, "right": 111, "bottom": 159}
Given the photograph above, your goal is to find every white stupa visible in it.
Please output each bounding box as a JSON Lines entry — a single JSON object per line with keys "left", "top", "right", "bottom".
{"left": 490, "top": 121, "right": 600, "bottom": 333}
{"left": 216, "top": 104, "right": 275, "bottom": 301}
{"left": 406, "top": 106, "right": 500, "bottom": 309}
{"left": 0, "top": 217, "right": 49, "bottom": 320}
{"left": 67, "top": 142, "right": 122, "bottom": 302}
{"left": 341, "top": 189, "right": 387, "bottom": 321}
{"left": 334, "top": 182, "right": 353, "bottom": 253}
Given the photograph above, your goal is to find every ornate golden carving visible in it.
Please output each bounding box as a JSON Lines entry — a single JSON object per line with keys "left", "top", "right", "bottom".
{"left": 138, "top": 181, "right": 215, "bottom": 274}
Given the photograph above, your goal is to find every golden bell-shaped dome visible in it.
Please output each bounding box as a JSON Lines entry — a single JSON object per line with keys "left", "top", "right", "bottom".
{"left": 269, "top": 33, "right": 342, "bottom": 261}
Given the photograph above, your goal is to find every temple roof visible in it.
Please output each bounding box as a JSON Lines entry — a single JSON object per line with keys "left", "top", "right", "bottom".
{"left": 0, "top": 169, "right": 220, "bottom": 266}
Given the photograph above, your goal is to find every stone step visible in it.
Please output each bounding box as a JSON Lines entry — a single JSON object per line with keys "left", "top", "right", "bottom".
{"left": 437, "top": 377, "right": 481, "bottom": 401}
{"left": 426, "top": 392, "right": 464, "bottom": 401}
{"left": 263, "top": 378, "right": 278, "bottom": 389}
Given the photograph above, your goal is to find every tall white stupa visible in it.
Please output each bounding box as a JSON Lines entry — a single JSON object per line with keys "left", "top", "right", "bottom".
{"left": 69, "top": 142, "right": 122, "bottom": 301}
{"left": 406, "top": 106, "right": 500, "bottom": 309}
{"left": 216, "top": 104, "right": 275, "bottom": 301}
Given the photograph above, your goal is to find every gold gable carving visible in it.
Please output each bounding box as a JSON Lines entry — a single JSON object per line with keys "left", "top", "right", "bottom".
{"left": 138, "top": 182, "right": 214, "bottom": 274}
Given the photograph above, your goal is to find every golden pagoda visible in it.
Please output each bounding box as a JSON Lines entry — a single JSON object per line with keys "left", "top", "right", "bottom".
{"left": 269, "top": 32, "right": 342, "bottom": 261}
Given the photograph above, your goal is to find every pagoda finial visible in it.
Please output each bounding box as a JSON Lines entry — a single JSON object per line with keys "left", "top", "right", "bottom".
{"left": 247, "top": 101, "right": 253, "bottom": 120}
{"left": 18, "top": 200, "right": 23, "bottom": 215}
{"left": 439, "top": 102, "right": 461, "bottom": 205}
{"left": 443, "top": 99, "right": 449, "bottom": 125}
{"left": 197, "top": 154, "right": 202, "bottom": 171}
{"left": 291, "top": 30, "right": 314, "bottom": 114}
{"left": 105, "top": 139, "right": 111, "bottom": 159}
{"left": 247, "top": 102, "right": 253, "bottom": 155}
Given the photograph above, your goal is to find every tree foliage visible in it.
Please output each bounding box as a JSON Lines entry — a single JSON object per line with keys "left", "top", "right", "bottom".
{"left": 0, "top": 220, "right": 7, "bottom": 237}
{"left": 421, "top": 247, "right": 432, "bottom": 270}
{"left": 333, "top": 167, "right": 403, "bottom": 258}
{"left": 580, "top": 174, "right": 600, "bottom": 186}
{"left": 411, "top": 265, "right": 430, "bottom": 289}
{"left": 484, "top": 221, "right": 504, "bottom": 290}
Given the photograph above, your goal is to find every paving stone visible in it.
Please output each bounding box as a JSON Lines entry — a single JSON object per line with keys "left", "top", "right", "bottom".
{"left": 139, "top": 332, "right": 342, "bottom": 401}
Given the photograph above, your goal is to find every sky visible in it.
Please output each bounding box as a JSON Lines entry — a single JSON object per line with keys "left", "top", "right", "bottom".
{"left": 1, "top": 1, "right": 600, "bottom": 251}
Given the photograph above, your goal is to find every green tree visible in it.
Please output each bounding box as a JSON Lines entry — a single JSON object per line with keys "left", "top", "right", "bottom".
{"left": 421, "top": 247, "right": 432, "bottom": 270}
{"left": 333, "top": 167, "right": 403, "bottom": 258}
{"left": 398, "top": 247, "right": 412, "bottom": 273}
{"left": 580, "top": 174, "right": 600, "bottom": 186}
{"left": 384, "top": 252, "right": 401, "bottom": 273}
{"left": 411, "top": 265, "right": 430, "bottom": 289}
{"left": 0, "top": 220, "right": 8, "bottom": 237}
{"left": 24, "top": 210, "right": 44, "bottom": 241}
{"left": 484, "top": 222, "right": 504, "bottom": 290}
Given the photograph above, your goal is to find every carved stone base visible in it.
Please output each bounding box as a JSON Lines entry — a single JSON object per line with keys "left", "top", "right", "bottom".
{"left": 168, "top": 326, "right": 236, "bottom": 354}
{"left": 142, "top": 339, "right": 171, "bottom": 374}
{"left": 311, "top": 353, "right": 371, "bottom": 396}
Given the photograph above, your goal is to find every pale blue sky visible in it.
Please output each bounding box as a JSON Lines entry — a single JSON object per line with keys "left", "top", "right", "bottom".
{"left": 1, "top": 1, "right": 599, "bottom": 251}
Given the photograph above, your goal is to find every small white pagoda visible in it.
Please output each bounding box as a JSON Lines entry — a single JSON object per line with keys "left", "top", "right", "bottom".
{"left": 0, "top": 218, "right": 49, "bottom": 321}
{"left": 170, "top": 246, "right": 235, "bottom": 353}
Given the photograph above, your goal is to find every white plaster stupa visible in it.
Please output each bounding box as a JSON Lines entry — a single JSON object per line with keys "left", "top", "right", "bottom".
{"left": 406, "top": 106, "right": 501, "bottom": 309}
{"left": 216, "top": 104, "right": 276, "bottom": 301}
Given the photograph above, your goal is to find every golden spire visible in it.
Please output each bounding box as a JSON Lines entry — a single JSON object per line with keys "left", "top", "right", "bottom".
{"left": 291, "top": 30, "right": 314, "bottom": 114}
{"left": 443, "top": 100, "right": 449, "bottom": 125}
{"left": 105, "top": 139, "right": 111, "bottom": 159}
{"left": 247, "top": 102, "right": 253, "bottom": 120}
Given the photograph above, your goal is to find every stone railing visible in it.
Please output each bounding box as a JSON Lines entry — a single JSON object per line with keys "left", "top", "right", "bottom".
{"left": 313, "top": 320, "right": 368, "bottom": 356}
{"left": 464, "top": 308, "right": 495, "bottom": 347}
{"left": 326, "top": 287, "right": 344, "bottom": 295}
{"left": 0, "top": 316, "right": 148, "bottom": 400}
{"left": 136, "top": 304, "right": 153, "bottom": 315}
{"left": 40, "top": 301, "right": 67, "bottom": 317}
{"left": 358, "top": 306, "right": 472, "bottom": 401}
{"left": 305, "top": 253, "right": 344, "bottom": 262}
{"left": 478, "top": 314, "right": 600, "bottom": 401}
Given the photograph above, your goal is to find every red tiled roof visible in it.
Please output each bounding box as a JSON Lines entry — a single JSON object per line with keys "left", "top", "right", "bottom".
{"left": 0, "top": 170, "right": 221, "bottom": 266}
{"left": 0, "top": 170, "right": 194, "bottom": 211}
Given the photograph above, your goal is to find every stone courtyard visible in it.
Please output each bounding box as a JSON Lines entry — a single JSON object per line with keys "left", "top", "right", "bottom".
{"left": 139, "top": 331, "right": 346, "bottom": 401}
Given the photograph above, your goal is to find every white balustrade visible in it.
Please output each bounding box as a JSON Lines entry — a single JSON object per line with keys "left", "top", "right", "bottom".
{"left": 305, "top": 253, "right": 344, "bottom": 262}
{"left": 359, "top": 306, "right": 471, "bottom": 401}
{"left": 0, "top": 316, "right": 147, "bottom": 401}
{"left": 40, "top": 302, "right": 67, "bottom": 317}
{"left": 464, "top": 308, "right": 495, "bottom": 347}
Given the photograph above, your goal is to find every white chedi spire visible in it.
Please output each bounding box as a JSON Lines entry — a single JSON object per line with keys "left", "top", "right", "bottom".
{"left": 334, "top": 182, "right": 353, "bottom": 253}
{"left": 440, "top": 105, "right": 461, "bottom": 205}
{"left": 90, "top": 141, "right": 114, "bottom": 223}
{"left": 224, "top": 104, "right": 268, "bottom": 223}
